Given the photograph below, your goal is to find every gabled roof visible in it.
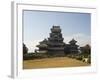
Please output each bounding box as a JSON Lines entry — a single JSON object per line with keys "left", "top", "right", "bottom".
{"left": 69, "top": 38, "right": 77, "bottom": 44}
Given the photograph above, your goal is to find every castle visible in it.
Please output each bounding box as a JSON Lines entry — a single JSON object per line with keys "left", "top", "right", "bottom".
{"left": 36, "top": 26, "right": 79, "bottom": 56}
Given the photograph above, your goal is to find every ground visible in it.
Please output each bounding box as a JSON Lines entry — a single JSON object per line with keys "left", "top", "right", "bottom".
{"left": 23, "top": 57, "right": 90, "bottom": 69}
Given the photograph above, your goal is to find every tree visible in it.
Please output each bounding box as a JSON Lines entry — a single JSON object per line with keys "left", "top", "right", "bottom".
{"left": 81, "top": 44, "right": 91, "bottom": 54}
{"left": 23, "top": 43, "right": 28, "bottom": 54}
{"left": 84, "top": 44, "right": 91, "bottom": 54}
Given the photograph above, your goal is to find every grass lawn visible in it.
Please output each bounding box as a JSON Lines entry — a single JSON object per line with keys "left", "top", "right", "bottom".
{"left": 23, "top": 57, "right": 90, "bottom": 69}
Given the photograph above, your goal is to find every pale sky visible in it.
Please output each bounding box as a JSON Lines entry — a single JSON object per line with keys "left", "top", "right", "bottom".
{"left": 23, "top": 10, "right": 91, "bottom": 52}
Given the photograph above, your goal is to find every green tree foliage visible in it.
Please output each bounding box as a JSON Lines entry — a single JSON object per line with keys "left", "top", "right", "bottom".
{"left": 23, "top": 43, "right": 28, "bottom": 54}
{"left": 81, "top": 44, "right": 91, "bottom": 54}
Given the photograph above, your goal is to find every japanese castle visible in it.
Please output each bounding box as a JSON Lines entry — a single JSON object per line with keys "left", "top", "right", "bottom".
{"left": 36, "top": 26, "right": 79, "bottom": 56}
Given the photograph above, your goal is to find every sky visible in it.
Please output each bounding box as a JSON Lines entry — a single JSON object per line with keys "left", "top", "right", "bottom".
{"left": 23, "top": 10, "right": 91, "bottom": 52}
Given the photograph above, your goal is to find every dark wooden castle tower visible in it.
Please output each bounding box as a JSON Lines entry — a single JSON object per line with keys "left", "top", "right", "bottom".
{"left": 47, "top": 26, "right": 65, "bottom": 56}
{"left": 36, "top": 26, "right": 79, "bottom": 56}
